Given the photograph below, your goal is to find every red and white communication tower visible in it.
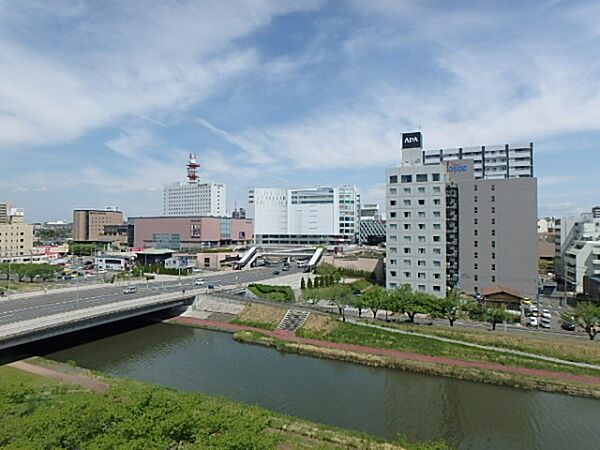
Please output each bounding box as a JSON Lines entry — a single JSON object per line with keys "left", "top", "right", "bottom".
{"left": 186, "top": 153, "right": 200, "bottom": 183}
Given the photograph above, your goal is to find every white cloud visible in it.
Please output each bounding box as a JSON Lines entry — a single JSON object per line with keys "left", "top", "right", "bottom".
{"left": 105, "top": 129, "right": 161, "bottom": 158}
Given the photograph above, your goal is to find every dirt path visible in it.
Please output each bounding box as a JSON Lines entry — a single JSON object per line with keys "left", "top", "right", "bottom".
{"left": 171, "top": 317, "right": 600, "bottom": 386}
{"left": 8, "top": 361, "right": 109, "bottom": 393}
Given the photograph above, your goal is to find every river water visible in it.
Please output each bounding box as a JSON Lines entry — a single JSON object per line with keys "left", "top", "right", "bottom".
{"left": 45, "top": 322, "right": 600, "bottom": 449}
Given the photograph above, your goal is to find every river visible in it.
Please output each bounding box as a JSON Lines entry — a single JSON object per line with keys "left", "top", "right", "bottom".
{"left": 45, "top": 322, "right": 600, "bottom": 449}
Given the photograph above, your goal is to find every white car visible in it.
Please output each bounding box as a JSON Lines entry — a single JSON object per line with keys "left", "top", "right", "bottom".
{"left": 192, "top": 268, "right": 202, "bottom": 273}
{"left": 527, "top": 316, "right": 539, "bottom": 327}
{"left": 541, "top": 309, "right": 552, "bottom": 319}
{"left": 194, "top": 278, "right": 205, "bottom": 286}
{"left": 540, "top": 318, "right": 551, "bottom": 329}
{"left": 122, "top": 285, "right": 137, "bottom": 294}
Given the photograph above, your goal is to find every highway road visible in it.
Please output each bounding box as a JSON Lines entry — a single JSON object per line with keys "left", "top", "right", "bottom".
{"left": 0, "top": 267, "right": 301, "bottom": 327}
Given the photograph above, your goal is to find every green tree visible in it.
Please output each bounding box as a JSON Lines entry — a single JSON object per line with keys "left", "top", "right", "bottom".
{"left": 362, "top": 286, "right": 386, "bottom": 319}
{"left": 307, "top": 278, "right": 313, "bottom": 289}
{"left": 430, "top": 289, "right": 465, "bottom": 327}
{"left": 562, "top": 302, "right": 600, "bottom": 340}
{"left": 300, "top": 277, "right": 306, "bottom": 290}
{"left": 348, "top": 293, "right": 365, "bottom": 318}
{"left": 394, "top": 286, "right": 434, "bottom": 323}
{"left": 484, "top": 306, "right": 515, "bottom": 331}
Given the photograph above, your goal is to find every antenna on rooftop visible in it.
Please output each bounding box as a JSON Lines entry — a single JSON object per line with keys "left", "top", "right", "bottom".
{"left": 187, "top": 153, "right": 200, "bottom": 183}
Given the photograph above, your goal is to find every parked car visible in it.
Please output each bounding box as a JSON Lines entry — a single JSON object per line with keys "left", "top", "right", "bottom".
{"left": 192, "top": 268, "right": 202, "bottom": 273}
{"left": 527, "top": 316, "right": 538, "bottom": 327}
{"left": 540, "top": 318, "right": 551, "bottom": 329}
{"left": 561, "top": 321, "right": 576, "bottom": 331}
{"left": 194, "top": 278, "right": 205, "bottom": 285}
{"left": 122, "top": 285, "right": 137, "bottom": 294}
{"left": 207, "top": 284, "right": 215, "bottom": 290}
{"left": 272, "top": 270, "right": 280, "bottom": 275}
{"left": 541, "top": 309, "right": 552, "bottom": 319}
{"left": 281, "top": 266, "right": 289, "bottom": 271}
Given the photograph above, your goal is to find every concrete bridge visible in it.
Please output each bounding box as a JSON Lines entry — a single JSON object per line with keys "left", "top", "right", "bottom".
{"left": 0, "top": 290, "right": 199, "bottom": 351}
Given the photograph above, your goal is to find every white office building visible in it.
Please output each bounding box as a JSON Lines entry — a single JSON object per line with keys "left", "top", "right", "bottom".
{"left": 555, "top": 210, "right": 600, "bottom": 293}
{"left": 248, "top": 185, "right": 360, "bottom": 245}
{"left": 163, "top": 154, "right": 227, "bottom": 217}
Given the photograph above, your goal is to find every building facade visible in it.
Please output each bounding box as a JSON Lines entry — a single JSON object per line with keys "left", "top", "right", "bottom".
{"left": 385, "top": 133, "right": 538, "bottom": 299}
{"left": 73, "top": 208, "right": 124, "bottom": 243}
{"left": 555, "top": 210, "right": 600, "bottom": 293}
{"left": 163, "top": 154, "right": 226, "bottom": 217}
{"left": 131, "top": 216, "right": 253, "bottom": 250}
{"left": 0, "top": 202, "right": 34, "bottom": 259}
{"left": 248, "top": 185, "right": 360, "bottom": 245}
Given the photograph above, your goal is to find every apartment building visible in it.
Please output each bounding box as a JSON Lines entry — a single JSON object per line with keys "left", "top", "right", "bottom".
{"left": 385, "top": 132, "right": 538, "bottom": 299}
{"left": 73, "top": 208, "right": 125, "bottom": 243}
{"left": 0, "top": 202, "right": 34, "bottom": 259}
{"left": 248, "top": 185, "right": 360, "bottom": 245}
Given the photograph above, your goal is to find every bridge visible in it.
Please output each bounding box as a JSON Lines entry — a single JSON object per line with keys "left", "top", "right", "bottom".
{"left": 234, "top": 245, "right": 324, "bottom": 270}
{"left": 0, "top": 290, "right": 198, "bottom": 351}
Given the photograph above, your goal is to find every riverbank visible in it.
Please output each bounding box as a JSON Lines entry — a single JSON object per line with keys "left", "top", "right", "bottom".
{"left": 1, "top": 358, "right": 444, "bottom": 449}
{"left": 169, "top": 316, "right": 600, "bottom": 399}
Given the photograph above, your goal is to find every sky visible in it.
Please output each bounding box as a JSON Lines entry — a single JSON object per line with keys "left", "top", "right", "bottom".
{"left": 1, "top": 0, "right": 600, "bottom": 223}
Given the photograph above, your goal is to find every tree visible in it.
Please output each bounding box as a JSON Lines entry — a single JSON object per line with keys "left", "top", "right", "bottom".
{"left": 430, "top": 289, "right": 465, "bottom": 327}
{"left": 394, "top": 286, "right": 434, "bottom": 323}
{"left": 300, "top": 277, "right": 306, "bottom": 290}
{"left": 484, "top": 306, "right": 515, "bottom": 331}
{"left": 307, "top": 278, "right": 313, "bottom": 289}
{"left": 362, "top": 286, "right": 386, "bottom": 319}
{"left": 328, "top": 285, "right": 353, "bottom": 322}
{"left": 562, "top": 302, "right": 600, "bottom": 340}
{"left": 348, "top": 293, "right": 365, "bottom": 318}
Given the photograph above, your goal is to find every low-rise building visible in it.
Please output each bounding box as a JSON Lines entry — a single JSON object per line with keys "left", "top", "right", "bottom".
{"left": 73, "top": 207, "right": 125, "bottom": 245}
{"left": 0, "top": 202, "right": 34, "bottom": 260}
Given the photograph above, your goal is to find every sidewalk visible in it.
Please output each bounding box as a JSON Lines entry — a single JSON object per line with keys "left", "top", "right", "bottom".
{"left": 170, "top": 317, "right": 600, "bottom": 386}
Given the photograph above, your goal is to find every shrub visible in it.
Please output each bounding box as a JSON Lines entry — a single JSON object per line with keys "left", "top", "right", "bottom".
{"left": 248, "top": 284, "right": 295, "bottom": 303}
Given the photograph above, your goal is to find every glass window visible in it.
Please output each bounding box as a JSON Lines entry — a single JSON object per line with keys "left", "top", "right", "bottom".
{"left": 416, "top": 174, "right": 428, "bottom": 182}
{"left": 389, "top": 175, "right": 398, "bottom": 184}
{"left": 404, "top": 272, "right": 411, "bottom": 278}
{"left": 418, "top": 199, "right": 425, "bottom": 205}
{"left": 401, "top": 175, "right": 412, "bottom": 183}
{"left": 432, "top": 173, "right": 440, "bottom": 181}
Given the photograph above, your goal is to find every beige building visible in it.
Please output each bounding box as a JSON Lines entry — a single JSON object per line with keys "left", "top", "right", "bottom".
{"left": 0, "top": 202, "right": 34, "bottom": 259}
{"left": 73, "top": 208, "right": 124, "bottom": 243}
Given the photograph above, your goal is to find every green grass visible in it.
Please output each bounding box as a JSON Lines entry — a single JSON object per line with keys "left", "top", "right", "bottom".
{"left": 377, "top": 320, "right": 600, "bottom": 366}
{"left": 349, "top": 278, "right": 373, "bottom": 293}
{"left": 297, "top": 322, "right": 600, "bottom": 377}
{"left": 248, "top": 283, "right": 295, "bottom": 303}
{"left": 230, "top": 319, "right": 275, "bottom": 331}
{"left": 0, "top": 364, "right": 429, "bottom": 449}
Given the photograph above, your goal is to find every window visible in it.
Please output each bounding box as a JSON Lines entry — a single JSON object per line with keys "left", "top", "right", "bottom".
{"left": 433, "top": 248, "right": 441, "bottom": 255}
{"left": 433, "top": 199, "right": 441, "bottom": 205}
{"left": 491, "top": 229, "right": 496, "bottom": 236}
{"left": 403, "top": 236, "right": 411, "bottom": 242}
{"left": 390, "top": 271, "right": 397, "bottom": 277}
{"left": 474, "top": 184, "right": 478, "bottom": 191}
{"left": 433, "top": 260, "right": 441, "bottom": 267}
{"left": 418, "top": 248, "right": 426, "bottom": 254}
{"left": 474, "top": 240, "right": 478, "bottom": 247}
{"left": 418, "top": 199, "right": 425, "bottom": 205}
{"left": 433, "top": 186, "right": 441, "bottom": 193}
{"left": 474, "top": 252, "right": 478, "bottom": 259}
{"left": 492, "top": 240, "right": 496, "bottom": 248}
{"left": 418, "top": 211, "right": 426, "bottom": 218}
{"left": 418, "top": 260, "right": 426, "bottom": 266}
{"left": 491, "top": 207, "right": 496, "bottom": 214}
{"left": 418, "top": 223, "right": 426, "bottom": 230}
{"left": 474, "top": 229, "right": 478, "bottom": 236}
{"left": 418, "top": 272, "right": 426, "bottom": 279}
{"left": 434, "top": 273, "right": 441, "bottom": 279}
{"left": 389, "top": 188, "right": 397, "bottom": 194}
{"left": 491, "top": 264, "right": 496, "bottom": 271}
{"left": 491, "top": 276, "right": 496, "bottom": 282}
{"left": 491, "top": 218, "right": 496, "bottom": 225}
{"left": 433, "top": 211, "right": 441, "bottom": 218}
{"left": 432, "top": 173, "right": 440, "bottom": 181}
{"left": 491, "top": 195, "right": 495, "bottom": 202}
{"left": 433, "top": 223, "right": 441, "bottom": 230}
{"left": 390, "top": 247, "right": 398, "bottom": 253}
{"left": 390, "top": 223, "right": 398, "bottom": 230}
{"left": 433, "top": 235, "right": 441, "bottom": 242}
{"left": 418, "top": 236, "right": 426, "bottom": 242}
{"left": 389, "top": 175, "right": 398, "bottom": 184}
{"left": 403, "top": 247, "right": 411, "bottom": 254}
{"left": 404, "top": 212, "right": 411, "bottom": 218}
{"left": 492, "top": 252, "right": 495, "bottom": 259}
{"left": 474, "top": 195, "right": 478, "bottom": 202}
{"left": 433, "top": 285, "right": 441, "bottom": 292}
{"left": 474, "top": 263, "right": 478, "bottom": 270}
{"left": 474, "top": 275, "right": 478, "bottom": 282}
{"left": 418, "top": 285, "right": 426, "bottom": 291}
{"left": 401, "top": 175, "right": 412, "bottom": 183}
{"left": 474, "top": 207, "right": 478, "bottom": 214}
{"left": 403, "top": 187, "right": 411, "bottom": 193}
{"left": 390, "top": 235, "right": 398, "bottom": 241}
{"left": 474, "top": 218, "right": 478, "bottom": 225}
{"left": 390, "top": 259, "right": 397, "bottom": 265}
{"left": 416, "top": 174, "right": 428, "bottom": 182}
{"left": 491, "top": 184, "right": 495, "bottom": 191}
{"left": 390, "top": 200, "right": 396, "bottom": 206}
{"left": 403, "top": 199, "right": 411, "bottom": 206}
{"left": 404, "top": 223, "right": 411, "bottom": 230}
{"left": 403, "top": 259, "right": 411, "bottom": 266}
{"left": 418, "top": 187, "right": 425, "bottom": 193}
{"left": 390, "top": 212, "right": 397, "bottom": 218}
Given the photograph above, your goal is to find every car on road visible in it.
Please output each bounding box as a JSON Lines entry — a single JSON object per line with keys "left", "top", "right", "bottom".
{"left": 272, "top": 270, "right": 280, "bottom": 275}
{"left": 281, "top": 266, "right": 289, "bottom": 271}
{"left": 122, "top": 285, "right": 137, "bottom": 294}
{"left": 192, "top": 268, "right": 202, "bottom": 273}
{"left": 194, "top": 278, "right": 205, "bottom": 286}
{"left": 527, "top": 316, "right": 538, "bottom": 327}
{"left": 541, "top": 309, "right": 552, "bottom": 319}
{"left": 97, "top": 269, "right": 107, "bottom": 274}
{"left": 561, "top": 321, "right": 576, "bottom": 331}
{"left": 540, "top": 318, "right": 551, "bottom": 329}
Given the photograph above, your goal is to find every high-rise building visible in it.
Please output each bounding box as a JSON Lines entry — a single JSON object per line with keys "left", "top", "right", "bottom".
{"left": 385, "top": 132, "right": 538, "bottom": 299}
{"left": 0, "top": 202, "right": 34, "bottom": 259}
{"left": 592, "top": 206, "right": 600, "bottom": 219}
{"left": 73, "top": 208, "right": 124, "bottom": 242}
{"left": 163, "top": 154, "right": 226, "bottom": 217}
{"left": 248, "top": 185, "right": 360, "bottom": 245}
{"left": 360, "top": 203, "right": 381, "bottom": 220}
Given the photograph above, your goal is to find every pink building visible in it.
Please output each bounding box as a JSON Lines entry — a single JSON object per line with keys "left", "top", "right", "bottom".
{"left": 131, "top": 216, "right": 253, "bottom": 249}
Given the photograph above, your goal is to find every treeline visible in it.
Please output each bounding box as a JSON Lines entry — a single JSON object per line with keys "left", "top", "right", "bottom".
{"left": 0, "top": 263, "right": 62, "bottom": 283}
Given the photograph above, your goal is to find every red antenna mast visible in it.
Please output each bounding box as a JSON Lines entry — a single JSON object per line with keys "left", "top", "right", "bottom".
{"left": 187, "top": 153, "right": 200, "bottom": 182}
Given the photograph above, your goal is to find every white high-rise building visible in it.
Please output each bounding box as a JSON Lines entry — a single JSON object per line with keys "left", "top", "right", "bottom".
{"left": 163, "top": 154, "right": 227, "bottom": 217}
{"left": 248, "top": 185, "right": 360, "bottom": 245}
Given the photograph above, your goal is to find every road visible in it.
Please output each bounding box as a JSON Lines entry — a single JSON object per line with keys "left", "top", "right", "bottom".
{"left": 0, "top": 267, "right": 301, "bottom": 327}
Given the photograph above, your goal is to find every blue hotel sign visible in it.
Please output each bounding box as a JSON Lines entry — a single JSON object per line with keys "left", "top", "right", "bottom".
{"left": 448, "top": 164, "right": 468, "bottom": 173}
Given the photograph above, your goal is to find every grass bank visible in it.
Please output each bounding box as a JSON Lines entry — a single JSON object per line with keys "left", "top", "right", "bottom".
{"left": 230, "top": 302, "right": 287, "bottom": 330}
{"left": 297, "top": 321, "right": 600, "bottom": 377}
{"left": 234, "top": 330, "right": 600, "bottom": 399}
{"left": 0, "top": 361, "right": 449, "bottom": 449}
{"left": 248, "top": 283, "right": 295, "bottom": 303}
{"left": 376, "top": 320, "right": 600, "bottom": 366}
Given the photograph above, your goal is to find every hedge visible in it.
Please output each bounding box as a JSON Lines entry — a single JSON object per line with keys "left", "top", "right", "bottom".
{"left": 248, "top": 284, "right": 295, "bottom": 303}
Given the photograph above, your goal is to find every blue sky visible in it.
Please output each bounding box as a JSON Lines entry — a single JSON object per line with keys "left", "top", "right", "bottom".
{"left": 1, "top": 0, "right": 599, "bottom": 222}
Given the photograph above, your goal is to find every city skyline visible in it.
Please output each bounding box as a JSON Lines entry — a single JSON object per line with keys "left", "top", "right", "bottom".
{"left": 1, "top": 1, "right": 600, "bottom": 222}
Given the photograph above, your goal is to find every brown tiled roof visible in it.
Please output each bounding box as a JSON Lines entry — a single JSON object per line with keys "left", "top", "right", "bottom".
{"left": 480, "top": 285, "right": 526, "bottom": 300}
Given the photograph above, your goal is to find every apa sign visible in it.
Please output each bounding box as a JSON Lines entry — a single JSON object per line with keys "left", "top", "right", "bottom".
{"left": 448, "top": 164, "right": 468, "bottom": 173}
{"left": 402, "top": 132, "right": 422, "bottom": 149}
